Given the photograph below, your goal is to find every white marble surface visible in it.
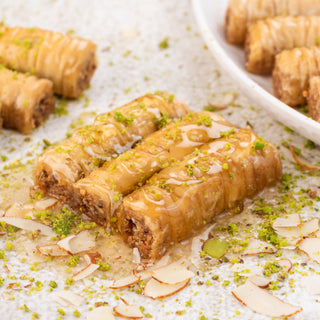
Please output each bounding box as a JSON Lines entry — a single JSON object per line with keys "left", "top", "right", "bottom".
{"left": 0, "top": 0, "right": 320, "bottom": 319}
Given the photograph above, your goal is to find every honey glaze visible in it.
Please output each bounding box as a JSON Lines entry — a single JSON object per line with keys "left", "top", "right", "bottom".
{"left": 0, "top": 152, "right": 281, "bottom": 282}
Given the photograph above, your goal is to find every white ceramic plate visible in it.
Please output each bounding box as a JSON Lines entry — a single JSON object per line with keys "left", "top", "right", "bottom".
{"left": 192, "top": 0, "right": 320, "bottom": 145}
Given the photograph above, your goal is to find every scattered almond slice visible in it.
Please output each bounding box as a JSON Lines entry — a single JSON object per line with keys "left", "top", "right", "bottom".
{"left": 57, "top": 230, "right": 95, "bottom": 255}
{"left": 107, "top": 274, "right": 141, "bottom": 289}
{"left": 132, "top": 248, "right": 141, "bottom": 264}
{"left": 3, "top": 292, "right": 11, "bottom": 300}
{"left": 135, "top": 269, "right": 152, "bottom": 282}
{"left": 290, "top": 145, "right": 319, "bottom": 171}
{"left": 34, "top": 198, "right": 58, "bottom": 210}
{"left": 151, "top": 261, "right": 194, "bottom": 285}
{"left": 247, "top": 275, "right": 271, "bottom": 288}
{"left": 57, "top": 234, "right": 76, "bottom": 254}
{"left": 0, "top": 217, "right": 55, "bottom": 236}
{"left": 54, "top": 291, "right": 84, "bottom": 307}
{"left": 84, "top": 252, "right": 102, "bottom": 264}
{"left": 86, "top": 306, "right": 115, "bottom": 320}
{"left": 274, "top": 218, "right": 319, "bottom": 245}
{"left": 272, "top": 214, "right": 301, "bottom": 228}
{"left": 70, "top": 230, "right": 96, "bottom": 253}
{"left": 315, "top": 229, "right": 320, "bottom": 238}
{"left": 277, "top": 259, "right": 292, "bottom": 273}
{"left": 36, "top": 244, "right": 70, "bottom": 257}
{"left": 5, "top": 203, "right": 34, "bottom": 218}
{"left": 144, "top": 278, "right": 190, "bottom": 299}
{"left": 232, "top": 280, "right": 302, "bottom": 317}
{"left": 298, "top": 237, "right": 320, "bottom": 263}
{"left": 113, "top": 304, "right": 144, "bottom": 319}
{"left": 207, "top": 92, "right": 236, "bottom": 110}
{"left": 241, "top": 239, "right": 277, "bottom": 256}
{"left": 52, "top": 296, "right": 68, "bottom": 307}
{"left": 300, "top": 275, "right": 320, "bottom": 295}
{"left": 134, "top": 255, "right": 174, "bottom": 281}
{"left": 72, "top": 263, "right": 99, "bottom": 281}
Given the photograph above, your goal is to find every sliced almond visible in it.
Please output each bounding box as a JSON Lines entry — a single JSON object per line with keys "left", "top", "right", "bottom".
{"left": 52, "top": 296, "right": 68, "bottom": 307}
{"left": 57, "top": 234, "right": 76, "bottom": 255}
{"left": 300, "top": 275, "right": 320, "bottom": 295}
{"left": 113, "top": 304, "right": 144, "bottom": 319}
{"left": 247, "top": 275, "right": 271, "bottom": 288}
{"left": 72, "top": 263, "right": 99, "bottom": 281}
{"left": 151, "top": 261, "right": 194, "bottom": 285}
{"left": 5, "top": 203, "right": 34, "bottom": 218}
{"left": 70, "top": 230, "right": 95, "bottom": 254}
{"left": 290, "top": 145, "right": 319, "bottom": 171}
{"left": 274, "top": 218, "right": 319, "bottom": 245}
{"left": 232, "top": 280, "right": 302, "bottom": 317}
{"left": 86, "top": 306, "right": 115, "bottom": 320}
{"left": 207, "top": 93, "right": 236, "bottom": 110}
{"left": 277, "top": 259, "right": 292, "bottom": 273}
{"left": 107, "top": 274, "right": 141, "bottom": 289}
{"left": 34, "top": 198, "right": 58, "bottom": 210}
{"left": 272, "top": 214, "right": 301, "bottom": 228}
{"left": 144, "top": 278, "right": 190, "bottom": 299}
{"left": 298, "top": 237, "right": 320, "bottom": 263}
{"left": 36, "top": 244, "right": 70, "bottom": 257}
{"left": 54, "top": 291, "right": 84, "bottom": 307}
{"left": 57, "top": 230, "right": 95, "bottom": 255}
{"left": 315, "top": 229, "right": 320, "bottom": 238}
{"left": 132, "top": 248, "right": 141, "bottom": 264}
{"left": 84, "top": 252, "right": 102, "bottom": 264}
{"left": 0, "top": 217, "right": 55, "bottom": 236}
{"left": 241, "top": 239, "right": 277, "bottom": 256}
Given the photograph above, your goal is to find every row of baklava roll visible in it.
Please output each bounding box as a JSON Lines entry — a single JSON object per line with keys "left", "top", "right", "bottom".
{"left": 0, "top": 26, "right": 97, "bottom": 133}
{"left": 225, "top": 0, "right": 320, "bottom": 122}
{"left": 34, "top": 92, "right": 282, "bottom": 260}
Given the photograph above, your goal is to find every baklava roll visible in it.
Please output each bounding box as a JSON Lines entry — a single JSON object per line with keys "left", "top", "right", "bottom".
{"left": 307, "top": 76, "right": 320, "bottom": 122}
{"left": 0, "top": 66, "right": 55, "bottom": 134}
{"left": 118, "top": 128, "right": 282, "bottom": 260}
{"left": 225, "top": 0, "right": 320, "bottom": 45}
{"left": 0, "top": 26, "right": 97, "bottom": 98}
{"left": 74, "top": 112, "right": 235, "bottom": 226}
{"left": 35, "top": 92, "right": 189, "bottom": 200}
{"left": 245, "top": 16, "right": 320, "bottom": 74}
{"left": 273, "top": 47, "right": 320, "bottom": 107}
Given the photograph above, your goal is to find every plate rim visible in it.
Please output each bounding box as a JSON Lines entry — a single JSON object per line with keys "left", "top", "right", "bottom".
{"left": 192, "top": 0, "right": 320, "bottom": 145}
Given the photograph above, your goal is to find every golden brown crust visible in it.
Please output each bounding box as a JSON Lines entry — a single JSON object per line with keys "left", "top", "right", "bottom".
{"left": 225, "top": 0, "right": 248, "bottom": 45}
{"left": 245, "top": 16, "right": 320, "bottom": 74}
{"left": 0, "top": 66, "right": 55, "bottom": 134}
{"left": 307, "top": 76, "right": 320, "bottom": 122}
{"left": 34, "top": 92, "right": 190, "bottom": 200}
{"left": 226, "top": 0, "right": 320, "bottom": 46}
{"left": 118, "top": 129, "right": 282, "bottom": 260}
{"left": 73, "top": 112, "right": 235, "bottom": 227}
{"left": 273, "top": 47, "right": 320, "bottom": 107}
{"left": 0, "top": 26, "right": 97, "bottom": 98}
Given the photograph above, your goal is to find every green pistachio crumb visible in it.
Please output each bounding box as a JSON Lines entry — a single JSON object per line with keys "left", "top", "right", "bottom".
{"left": 203, "top": 239, "right": 228, "bottom": 259}
{"left": 159, "top": 37, "right": 169, "bottom": 49}
{"left": 73, "top": 310, "right": 81, "bottom": 317}
{"left": 67, "top": 255, "right": 79, "bottom": 267}
{"left": 5, "top": 242, "right": 13, "bottom": 251}
{"left": 57, "top": 309, "right": 65, "bottom": 315}
{"left": 254, "top": 141, "right": 265, "bottom": 151}
{"left": 49, "top": 281, "right": 57, "bottom": 289}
